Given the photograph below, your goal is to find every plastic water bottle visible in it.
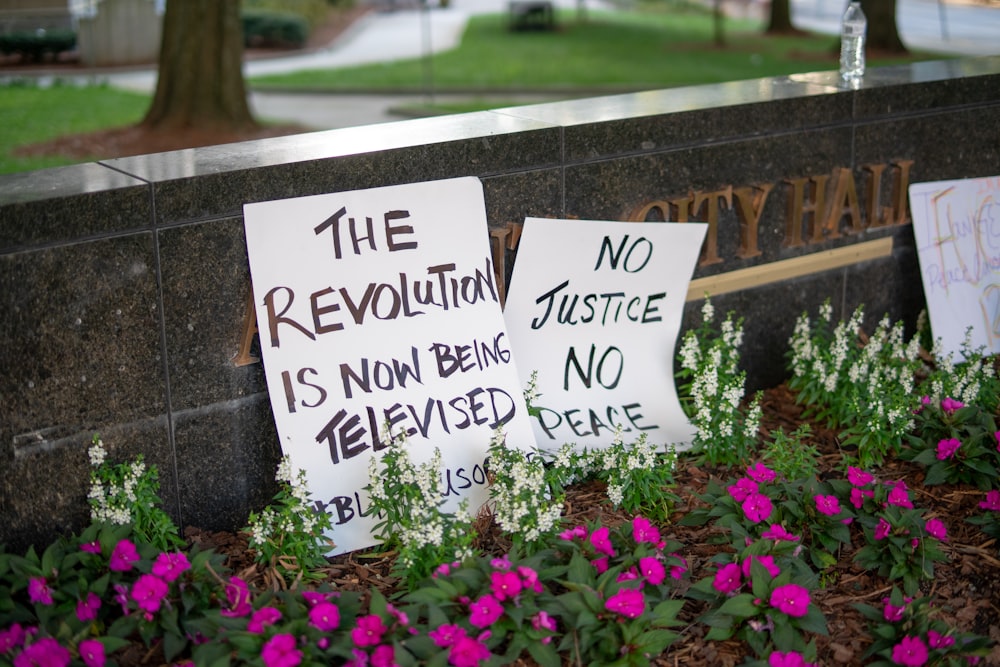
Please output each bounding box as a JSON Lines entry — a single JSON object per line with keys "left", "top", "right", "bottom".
{"left": 839, "top": 2, "right": 867, "bottom": 82}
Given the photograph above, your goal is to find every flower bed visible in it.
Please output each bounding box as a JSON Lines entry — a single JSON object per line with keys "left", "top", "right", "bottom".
{"left": 3, "top": 302, "right": 1000, "bottom": 667}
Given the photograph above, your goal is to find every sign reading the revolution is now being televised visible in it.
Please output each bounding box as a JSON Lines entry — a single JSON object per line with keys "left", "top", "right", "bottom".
{"left": 503, "top": 218, "right": 707, "bottom": 450}
{"left": 243, "top": 177, "right": 536, "bottom": 555}
{"left": 909, "top": 175, "right": 1000, "bottom": 359}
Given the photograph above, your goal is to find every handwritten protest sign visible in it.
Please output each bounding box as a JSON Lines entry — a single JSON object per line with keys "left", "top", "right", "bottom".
{"left": 909, "top": 176, "right": 1000, "bottom": 359}
{"left": 243, "top": 177, "right": 536, "bottom": 555}
{"left": 503, "top": 218, "right": 707, "bottom": 450}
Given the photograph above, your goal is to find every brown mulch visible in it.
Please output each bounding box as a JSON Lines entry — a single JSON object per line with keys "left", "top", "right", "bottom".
{"left": 185, "top": 382, "right": 1000, "bottom": 667}
{"left": 9, "top": 4, "right": 372, "bottom": 162}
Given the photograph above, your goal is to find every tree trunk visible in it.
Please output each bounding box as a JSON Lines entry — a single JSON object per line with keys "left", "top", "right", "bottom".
{"left": 712, "top": 0, "right": 726, "bottom": 47}
{"left": 860, "top": 0, "right": 907, "bottom": 53}
{"left": 765, "top": 0, "right": 795, "bottom": 34}
{"left": 142, "top": 0, "right": 257, "bottom": 132}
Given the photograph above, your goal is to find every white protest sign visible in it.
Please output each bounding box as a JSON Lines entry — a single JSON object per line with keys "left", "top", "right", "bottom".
{"left": 909, "top": 176, "right": 1000, "bottom": 359}
{"left": 503, "top": 218, "right": 707, "bottom": 450}
{"left": 243, "top": 177, "right": 537, "bottom": 555}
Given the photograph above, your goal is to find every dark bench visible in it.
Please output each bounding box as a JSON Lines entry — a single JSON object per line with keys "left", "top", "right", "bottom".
{"left": 508, "top": 1, "right": 555, "bottom": 31}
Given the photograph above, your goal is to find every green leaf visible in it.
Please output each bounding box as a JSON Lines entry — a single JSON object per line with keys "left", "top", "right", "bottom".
{"left": 718, "top": 593, "right": 759, "bottom": 619}
{"left": 527, "top": 640, "right": 561, "bottom": 667}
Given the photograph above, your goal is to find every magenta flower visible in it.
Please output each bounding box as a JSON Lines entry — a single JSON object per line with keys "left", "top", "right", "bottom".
{"left": 891, "top": 635, "right": 928, "bottom": 666}
{"left": 308, "top": 601, "right": 341, "bottom": 632}
{"left": 468, "top": 595, "right": 503, "bottom": 628}
{"left": 447, "top": 633, "right": 491, "bottom": 667}
{"left": 261, "top": 634, "right": 302, "bottom": 667}
{"left": 741, "top": 554, "right": 780, "bottom": 579}
{"left": 352, "top": 615, "right": 388, "bottom": 647}
{"left": 109, "top": 540, "right": 139, "bottom": 572}
{"left": 769, "top": 651, "right": 807, "bottom": 667}
{"left": 770, "top": 583, "right": 810, "bottom": 618}
{"left": 632, "top": 516, "right": 662, "bottom": 545}
{"left": 713, "top": 562, "right": 742, "bottom": 595}
{"left": 935, "top": 438, "right": 962, "bottom": 460}
{"left": 221, "top": 577, "right": 252, "bottom": 618}
{"left": 589, "top": 526, "right": 615, "bottom": 557}
{"left": 371, "top": 644, "right": 395, "bottom": 667}
{"left": 669, "top": 554, "right": 688, "bottom": 580}
{"left": 924, "top": 517, "right": 948, "bottom": 541}
{"left": 928, "top": 630, "right": 955, "bottom": 649}
{"left": 639, "top": 556, "right": 666, "bottom": 585}
{"left": 79, "top": 541, "right": 101, "bottom": 554}
{"left": 814, "top": 494, "right": 841, "bottom": 517}
{"left": 0, "top": 623, "right": 26, "bottom": 653}
{"left": 429, "top": 624, "right": 466, "bottom": 648}
{"left": 78, "top": 639, "right": 106, "bottom": 667}
{"left": 874, "top": 517, "right": 892, "bottom": 540}
{"left": 747, "top": 461, "right": 776, "bottom": 483}
{"left": 248, "top": 607, "right": 283, "bottom": 634}
{"left": 882, "top": 597, "right": 908, "bottom": 622}
{"left": 850, "top": 487, "right": 874, "bottom": 509}
{"left": 131, "top": 574, "right": 169, "bottom": 615}
{"left": 591, "top": 557, "right": 609, "bottom": 574}
{"left": 531, "top": 610, "right": 558, "bottom": 635}
{"left": 940, "top": 397, "right": 964, "bottom": 414}
{"left": 517, "top": 566, "right": 543, "bottom": 593}
{"left": 605, "top": 588, "right": 645, "bottom": 619}
{"left": 727, "top": 477, "right": 759, "bottom": 502}
{"left": 152, "top": 552, "right": 190, "bottom": 583}
{"left": 76, "top": 592, "right": 101, "bottom": 623}
{"left": 887, "top": 481, "right": 914, "bottom": 509}
{"left": 490, "top": 570, "right": 522, "bottom": 601}
{"left": 742, "top": 492, "right": 773, "bottom": 523}
{"left": 848, "top": 466, "right": 874, "bottom": 486}
{"left": 995, "top": 430, "right": 1000, "bottom": 451}
{"left": 979, "top": 490, "right": 1000, "bottom": 511}
{"left": 301, "top": 591, "right": 329, "bottom": 607}
{"left": 14, "top": 637, "right": 70, "bottom": 667}
{"left": 490, "top": 554, "right": 511, "bottom": 570}
{"left": 558, "top": 525, "right": 587, "bottom": 541}
{"left": 762, "top": 524, "right": 800, "bottom": 542}
{"left": 28, "top": 577, "right": 54, "bottom": 606}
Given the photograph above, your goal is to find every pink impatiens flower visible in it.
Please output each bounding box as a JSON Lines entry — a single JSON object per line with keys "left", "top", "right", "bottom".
{"left": 490, "top": 570, "right": 522, "bottom": 601}
{"left": 979, "top": 490, "right": 1000, "bottom": 511}
{"left": 152, "top": 552, "right": 190, "bottom": 583}
{"left": 741, "top": 555, "right": 780, "bottom": 579}
{"left": 0, "top": 623, "right": 26, "bottom": 653}
{"left": 874, "top": 517, "right": 892, "bottom": 541}
{"left": 940, "top": 397, "right": 964, "bottom": 415}
{"left": 131, "top": 574, "right": 169, "bottom": 615}
{"left": 28, "top": 577, "right": 54, "bottom": 605}
{"left": 762, "top": 524, "right": 800, "bottom": 542}
{"left": 429, "top": 624, "right": 465, "bottom": 648}
{"left": 850, "top": 487, "right": 874, "bottom": 510}
{"left": 15, "top": 637, "right": 71, "bottom": 667}
{"left": 76, "top": 592, "right": 101, "bottom": 623}
{"left": 727, "top": 478, "right": 759, "bottom": 502}
{"left": 769, "top": 651, "right": 807, "bottom": 667}
{"left": 887, "top": 481, "right": 914, "bottom": 509}
{"left": 924, "top": 518, "right": 948, "bottom": 541}
{"left": 742, "top": 492, "right": 773, "bottom": 523}
{"left": 639, "top": 556, "right": 666, "bottom": 585}
{"left": 882, "top": 596, "right": 909, "bottom": 622}
{"left": 935, "top": 438, "right": 962, "bottom": 460}
{"left": 928, "top": 630, "right": 955, "bottom": 649}
{"left": 371, "top": 644, "right": 395, "bottom": 667}
{"left": 747, "top": 462, "right": 776, "bottom": 483}
{"left": 221, "top": 577, "right": 253, "bottom": 618}
{"left": 604, "top": 588, "right": 645, "bottom": 619}
{"left": 713, "top": 563, "right": 742, "bottom": 595}
{"left": 248, "top": 607, "right": 283, "bottom": 634}
{"left": 632, "top": 516, "right": 661, "bottom": 545}
{"left": 770, "top": 583, "right": 810, "bottom": 618}
{"left": 814, "top": 495, "right": 841, "bottom": 517}
{"left": 531, "top": 610, "right": 558, "bottom": 640}
{"left": 468, "top": 595, "right": 503, "bottom": 628}
{"left": 308, "top": 601, "right": 341, "bottom": 632}
{"left": 891, "top": 635, "right": 928, "bottom": 666}
{"left": 448, "top": 632, "right": 491, "bottom": 667}
{"left": 352, "top": 615, "right": 388, "bottom": 647}
{"left": 589, "top": 526, "right": 615, "bottom": 557}
{"left": 261, "top": 634, "right": 302, "bottom": 667}
{"left": 80, "top": 541, "right": 102, "bottom": 554}
{"left": 78, "top": 639, "right": 106, "bottom": 667}
{"left": 109, "top": 540, "right": 140, "bottom": 572}
{"left": 848, "top": 466, "right": 874, "bottom": 486}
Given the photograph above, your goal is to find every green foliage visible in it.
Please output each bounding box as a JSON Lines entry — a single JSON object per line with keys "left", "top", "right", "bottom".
{"left": 760, "top": 425, "right": 819, "bottom": 481}
{"left": 244, "top": 455, "right": 335, "bottom": 586}
{"left": 244, "top": 0, "right": 333, "bottom": 27}
{"left": 902, "top": 398, "right": 1000, "bottom": 489}
{"left": 676, "top": 298, "right": 762, "bottom": 466}
{"left": 918, "top": 327, "right": 1000, "bottom": 413}
{"left": 87, "top": 435, "right": 184, "bottom": 552}
{"left": 855, "top": 587, "right": 993, "bottom": 666}
{"left": 242, "top": 9, "right": 310, "bottom": 48}
{"left": 0, "top": 30, "right": 76, "bottom": 61}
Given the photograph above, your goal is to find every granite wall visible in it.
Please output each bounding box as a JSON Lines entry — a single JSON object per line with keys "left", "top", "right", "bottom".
{"left": 2, "top": 56, "right": 999, "bottom": 551}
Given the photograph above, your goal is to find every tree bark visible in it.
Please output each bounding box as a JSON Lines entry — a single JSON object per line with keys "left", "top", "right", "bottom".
{"left": 142, "top": 0, "right": 257, "bottom": 132}
{"left": 860, "top": 0, "right": 907, "bottom": 53}
{"left": 765, "top": 0, "right": 796, "bottom": 34}
{"left": 712, "top": 0, "right": 726, "bottom": 47}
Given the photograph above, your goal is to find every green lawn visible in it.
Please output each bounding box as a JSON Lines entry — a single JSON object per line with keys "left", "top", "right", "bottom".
{"left": 0, "top": 81, "right": 149, "bottom": 175}
{"left": 250, "top": 8, "right": 934, "bottom": 92}
{"left": 1, "top": 5, "right": 941, "bottom": 175}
